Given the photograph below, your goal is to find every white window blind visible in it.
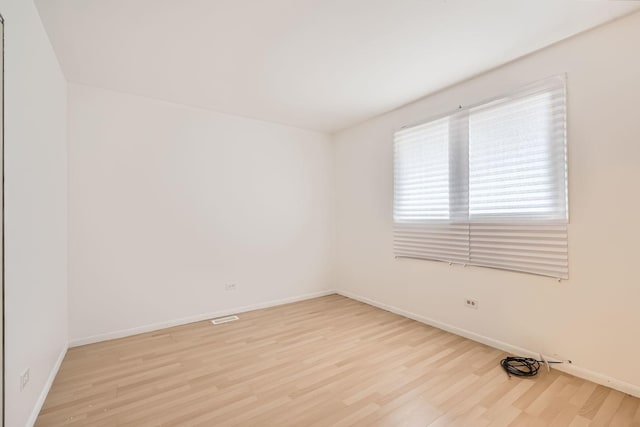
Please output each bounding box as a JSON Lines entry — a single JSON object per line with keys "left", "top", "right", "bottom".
{"left": 393, "top": 76, "right": 568, "bottom": 279}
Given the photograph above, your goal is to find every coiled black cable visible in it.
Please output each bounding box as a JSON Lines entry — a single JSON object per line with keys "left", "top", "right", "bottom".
{"left": 500, "top": 356, "right": 568, "bottom": 378}
{"left": 500, "top": 356, "right": 541, "bottom": 377}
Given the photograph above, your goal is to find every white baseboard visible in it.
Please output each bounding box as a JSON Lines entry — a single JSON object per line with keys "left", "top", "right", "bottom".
{"left": 69, "top": 289, "right": 337, "bottom": 347}
{"left": 336, "top": 289, "right": 640, "bottom": 398}
{"left": 26, "top": 344, "right": 68, "bottom": 427}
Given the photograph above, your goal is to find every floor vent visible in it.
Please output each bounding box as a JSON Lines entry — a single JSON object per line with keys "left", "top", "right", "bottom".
{"left": 211, "top": 315, "right": 239, "bottom": 325}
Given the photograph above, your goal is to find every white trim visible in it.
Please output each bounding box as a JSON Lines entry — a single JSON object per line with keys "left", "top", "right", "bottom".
{"left": 26, "top": 345, "right": 68, "bottom": 427}
{"left": 69, "top": 290, "right": 337, "bottom": 347}
{"left": 211, "top": 315, "right": 239, "bottom": 325}
{"left": 337, "top": 289, "right": 640, "bottom": 398}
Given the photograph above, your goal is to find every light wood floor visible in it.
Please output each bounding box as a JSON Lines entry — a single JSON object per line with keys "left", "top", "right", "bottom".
{"left": 36, "top": 295, "right": 639, "bottom": 426}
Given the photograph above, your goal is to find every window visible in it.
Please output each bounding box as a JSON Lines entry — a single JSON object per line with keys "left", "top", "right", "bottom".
{"left": 393, "top": 76, "right": 568, "bottom": 279}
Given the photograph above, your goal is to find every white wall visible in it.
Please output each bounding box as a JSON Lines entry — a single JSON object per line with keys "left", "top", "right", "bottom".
{"left": 68, "top": 84, "right": 333, "bottom": 343}
{"left": 333, "top": 11, "right": 640, "bottom": 391}
{"left": 0, "top": 0, "right": 68, "bottom": 426}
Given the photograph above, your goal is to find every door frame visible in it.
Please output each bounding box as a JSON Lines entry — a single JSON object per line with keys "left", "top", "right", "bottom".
{"left": 1, "top": 11, "right": 5, "bottom": 427}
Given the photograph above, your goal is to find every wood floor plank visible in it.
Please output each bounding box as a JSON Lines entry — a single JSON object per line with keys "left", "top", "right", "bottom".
{"left": 35, "top": 295, "right": 639, "bottom": 426}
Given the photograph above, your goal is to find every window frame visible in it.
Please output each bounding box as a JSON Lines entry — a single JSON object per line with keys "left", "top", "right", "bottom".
{"left": 393, "top": 75, "right": 569, "bottom": 279}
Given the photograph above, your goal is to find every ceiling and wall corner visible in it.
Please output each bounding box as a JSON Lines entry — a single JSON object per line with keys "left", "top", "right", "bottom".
{"left": 35, "top": 0, "right": 640, "bottom": 133}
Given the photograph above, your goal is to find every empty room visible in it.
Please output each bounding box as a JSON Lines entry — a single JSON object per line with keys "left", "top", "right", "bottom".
{"left": 3, "top": 0, "right": 640, "bottom": 425}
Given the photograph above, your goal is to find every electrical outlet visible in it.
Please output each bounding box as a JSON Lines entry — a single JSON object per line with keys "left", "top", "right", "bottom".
{"left": 225, "top": 283, "right": 237, "bottom": 291}
{"left": 464, "top": 298, "right": 479, "bottom": 309}
{"left": 20, "top": 368, "right": 30, "bottom": 391}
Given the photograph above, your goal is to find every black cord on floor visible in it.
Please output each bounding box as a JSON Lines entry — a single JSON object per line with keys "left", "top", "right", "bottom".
{"left": 500, "top": 356, "right": 541, "bottom": 377}
{"left": 500, "top": 356, "right": 565, "bottom": 378}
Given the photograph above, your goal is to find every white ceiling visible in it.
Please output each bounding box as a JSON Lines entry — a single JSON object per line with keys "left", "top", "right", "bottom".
{"left": 36, "top": 0, "right": 640, "bottom": 132}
